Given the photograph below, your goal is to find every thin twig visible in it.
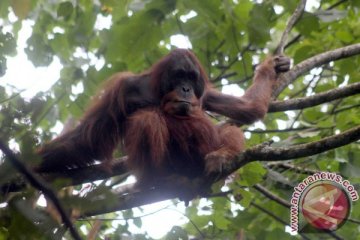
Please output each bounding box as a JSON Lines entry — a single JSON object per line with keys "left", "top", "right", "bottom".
{"left": 275, "top": 0, "right": 307, "bottom": 55}
{"left": 253, "top": 184, "right": 290, "bottom": 207}
{"left": 283, "top": 0, "right": 348, "bottom": 51}
{"left": 0, "top": 90, "right": 24, "bottom": 104}
{"left": 334, "top": 103, "right": 360, "bottom": 115}
{"left": 267, "top": 162, "right": 319, "bottom": 175}
{"left": 244, "top": 127, "right": 320, "bottom": 133}
{"left": 251, "top": 202, "right": 311, "bottom": 240}
{"left": 328, "top": 0, "right": 347, "bottom": 10}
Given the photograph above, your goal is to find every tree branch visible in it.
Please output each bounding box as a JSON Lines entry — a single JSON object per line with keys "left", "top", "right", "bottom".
{"left": 273, "top": 43, "right": 360, "bottom": 98}
{"left": 250, "top": 203, "right": 312, "bottom": 240}
{"left": 77, "top": 125, "right": 360, "bottom": 215}
{"left": 221, "top": 125, "right": 360, "bottom": 177}
{"left": 41, "top": 156, "right": 128, "bottom": 186}
{"left": 269, "top": 82, "right": 360, "bottom": 112}
{"left": 245, "top": 127, "right": 333, "bottom": 134}
{"left": 275, "top": 0, "right": 307, "bottom": 55}
{"left": 0, "top": 141, "right": 82, "bottom": 240}
{"left": 81, "top": 184, "right": 189, "bottom": 217}
{"left": 253, "top": 184, "right": 290, "bottom": 207}
{"left": 49, "top": 125, "right": 360, "bottom": 198}
{"left": 267, "top": 162, "right": 319, "bottom": 175}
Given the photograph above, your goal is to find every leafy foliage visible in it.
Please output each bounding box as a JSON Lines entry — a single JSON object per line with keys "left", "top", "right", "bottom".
{"left": 0, "top": 0, "right": 359, "bottom": 239}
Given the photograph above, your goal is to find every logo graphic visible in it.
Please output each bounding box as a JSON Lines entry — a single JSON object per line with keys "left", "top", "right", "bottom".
{"left": 300, "top": 182, "right": 350, "bottom": 231}
{"left": 290, "top": 172, "right": 359, "bottom": 233}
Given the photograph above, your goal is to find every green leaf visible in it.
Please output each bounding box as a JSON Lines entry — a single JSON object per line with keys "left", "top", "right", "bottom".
{"left": 146, "top": 0, "right": 177, "bottom": 15}
{"left": 133, "top": 218, "right": 142, "bottom": 228}
{"left": 25, "top": 34, "right": 54, "bottom": 66}
{"left": 335, "top": 30, "right": 354, "bottom": 43}
{"left": 57, "top": 2, "right": 74, "bottom": 20}
{"left": 19, "top": 133, "right": 39, "bottom": 164}
{"left": 238, "top": 162, "right": 267, "bottom": 186}
{"left": 233, "top": 0, "right": 252, "bottom": 28}
{"left": 0, "top": 86, "right": 5, "bottom": 99}
{"left": 0, "top": 32, "right": 15, "bottom": 74}
{"left": 182, "top": 17, "right": 213, "bottom": 41}
{"left": 295, "top": 12, "right": 320, "bottom": 37}
{"left": 247, "top": 3, "right": 275, "bottom": 46}
{"left": 68, "top": 5, "right": 97, "bottom": 46}
{"left": 105, "top": 10, "right": 163, "bottom": 67}
{"left": 338, "top": 58, "right": 358, "bottom": 76}
{"left": 49, "top": 33, "right": 72, "bottom": 61}
{"left": 122, "top": 209, "right": 134, "bottom": 219}
{"left": 302, "top": 108, "right": 323, "bottom": 122}
{"left": 0, "top": 0, "right": 11, "bottom": 18}
{"left": 0, "top": 32, "right": 16, "bottom": 56}
{"left": 264, "top": 228, "right": 294, "bottom": 239}
{"left": 351, "top": 0, "right": 360, "bottom": 8}
{"left": 8, "top": 198, "right": 57, "bottom": 239}
{"left": 181, "top": 0, "right": 221, "bottom": 23}
{"left": 165, "top": 226, "right": 188, "bottom": 240}
{"left": 213, "top": 213, "right": 231, "bottom": 230}
{"left": 0, "top": 56, "right": 6, "bottom": 77}
{"left": 339, "top": 148, "right": 360, "bottom": 177}
{"left": 235, "top": 188, "right": 254, "bottom": 208}
{"left": 293, "top": 45, "right": 314, "bottom": 64}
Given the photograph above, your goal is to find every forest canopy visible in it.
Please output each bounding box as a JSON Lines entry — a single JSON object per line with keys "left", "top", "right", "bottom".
{"left": 0, "top": 0, "right": 360, "bottom": 239}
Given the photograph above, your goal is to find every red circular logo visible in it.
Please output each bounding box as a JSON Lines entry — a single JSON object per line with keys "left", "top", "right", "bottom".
{"left": 300, "top": 182, "right": 350, "bottom": 231}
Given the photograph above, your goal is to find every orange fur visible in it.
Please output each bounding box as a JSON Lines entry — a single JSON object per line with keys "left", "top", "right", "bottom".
{"left": 37, "top": 49, "right": 289, "bottom": 187}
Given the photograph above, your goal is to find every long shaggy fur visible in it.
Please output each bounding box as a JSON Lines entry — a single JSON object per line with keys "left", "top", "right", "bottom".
{"left": 37, "top": 49, "right": 290, "bottom": 187}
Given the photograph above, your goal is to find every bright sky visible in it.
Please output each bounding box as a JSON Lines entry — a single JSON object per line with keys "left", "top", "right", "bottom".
{"left": 1, "top": 22, "right": 61, "bottom": 98}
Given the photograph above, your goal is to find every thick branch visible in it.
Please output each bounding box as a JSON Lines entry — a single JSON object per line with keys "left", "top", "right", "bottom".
{"left": 2, "top": 157, "right": 129, "bottom": 194}
{"left": 58, "top": 125, "right": 360, "bottom": 193}
{"left": 42, "top": 157, "right": 128, "bottom": 185}
{"left": 0, "top": 141, "right": 82, "bottom": 240}
{"left": 273, "top": 43, "right": 360, "bottom": 97}
{"left": 79, "top": 125, "right": 359, "bottom": 215}
{"left": 81, "top": 186, "right": 180, "bottom": 217}
{"left": 222, "top": 125, "right": 360, "bottom": 177}
{"left": 269, "top": 82, "right": 360, "bottom": 112}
